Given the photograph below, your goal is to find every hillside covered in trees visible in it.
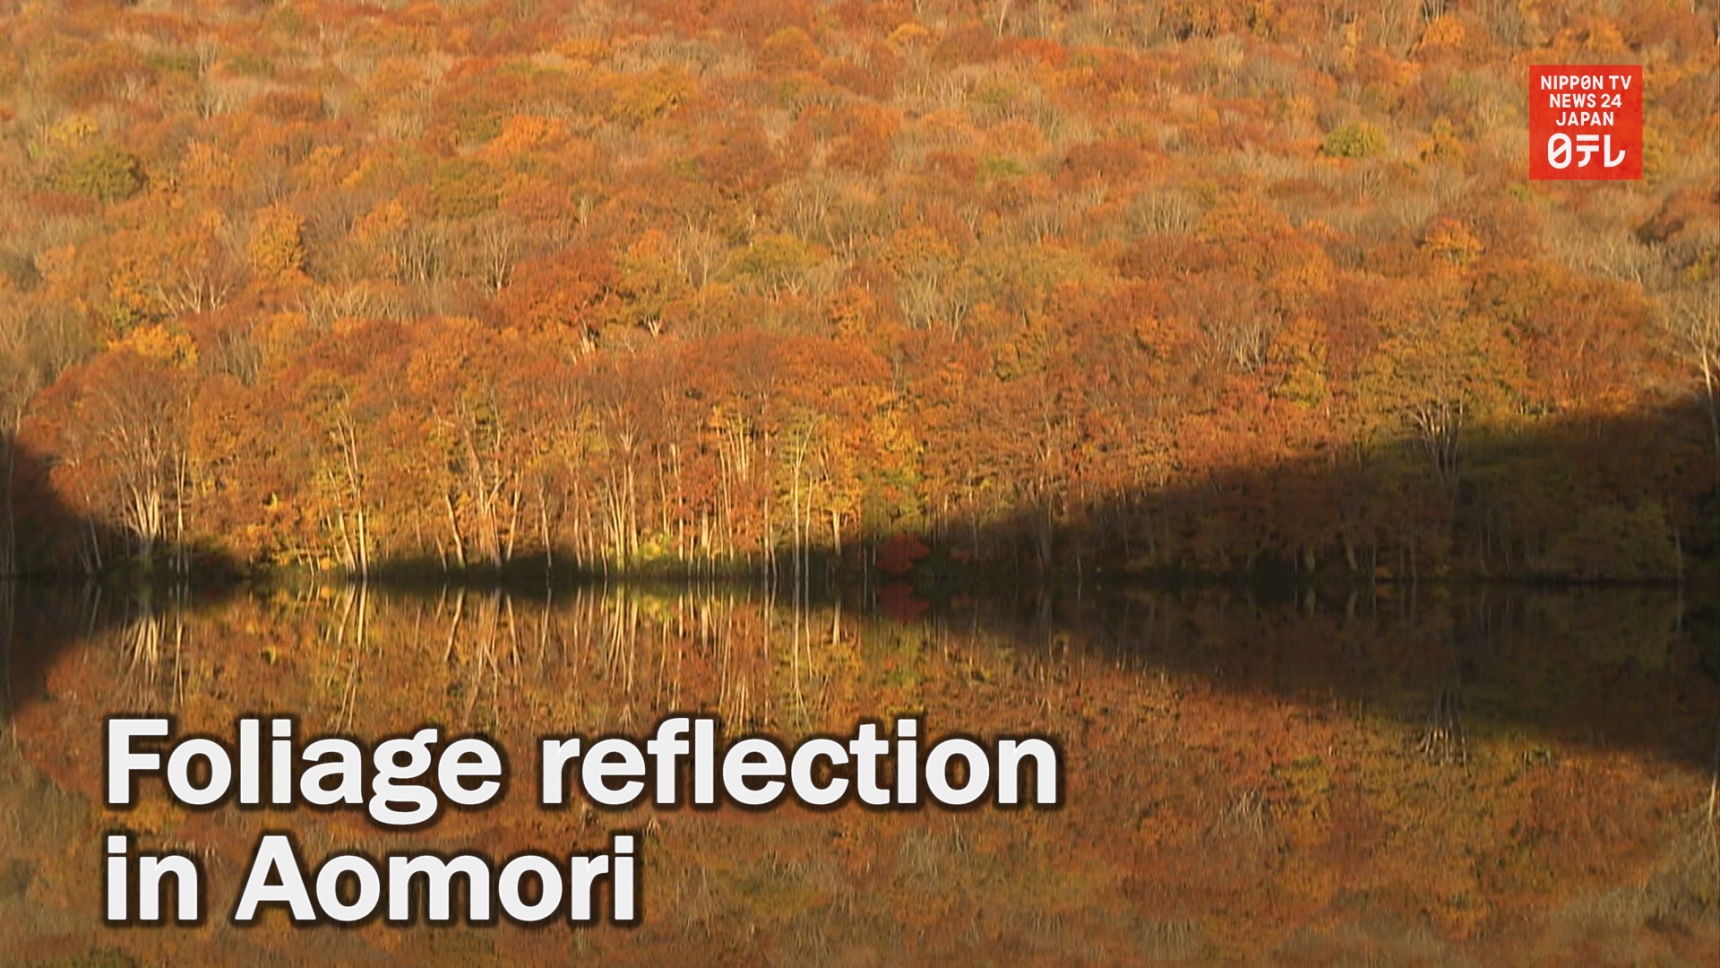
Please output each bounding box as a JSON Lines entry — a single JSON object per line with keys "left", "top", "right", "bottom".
{"left": 0, "top": 0, "right": 1716, "bottom": 585}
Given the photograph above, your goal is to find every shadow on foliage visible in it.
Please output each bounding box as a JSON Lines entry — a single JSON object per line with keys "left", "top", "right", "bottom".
{"left": 907, "top": 396, "right": 1720, "bottom": 774}
{"left": 933, "top": 398, "right": 1720, "bottom": 591}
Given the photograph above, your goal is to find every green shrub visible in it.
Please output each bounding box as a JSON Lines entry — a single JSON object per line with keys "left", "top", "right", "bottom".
{"left": 60, "top": 144, "right": 145, "bottom": 202}
{"left": 1321, "top": 120, "right": 1388, "bottom": 159}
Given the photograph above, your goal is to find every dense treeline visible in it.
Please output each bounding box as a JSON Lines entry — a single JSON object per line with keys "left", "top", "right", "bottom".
{"left": 0, "top": 0, "right": 1715, "bottom": 582}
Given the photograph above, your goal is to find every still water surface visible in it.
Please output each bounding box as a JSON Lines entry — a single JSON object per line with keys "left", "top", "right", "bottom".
{"left": 2, "top": 582, "right": 1716, "bottom": 965}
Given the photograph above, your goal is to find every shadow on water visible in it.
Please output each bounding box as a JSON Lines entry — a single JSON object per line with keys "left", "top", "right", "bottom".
{"left": 10, "top": 578, "right": 1716, "bottom": 781}
{"left": 964, "top": 581, "right": 1720, "bottom": 773}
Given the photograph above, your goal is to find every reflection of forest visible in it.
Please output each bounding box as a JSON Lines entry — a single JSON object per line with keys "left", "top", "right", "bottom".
{"left": 2, "top": 583, "right": 1716, "bottom": 963}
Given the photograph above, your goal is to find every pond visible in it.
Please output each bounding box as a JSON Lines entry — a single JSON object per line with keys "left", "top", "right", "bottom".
{"left": 2, "top": 581, "right": 1716, "bottom": 965}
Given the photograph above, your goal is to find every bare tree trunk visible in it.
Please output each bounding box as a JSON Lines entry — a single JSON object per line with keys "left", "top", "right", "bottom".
{"left": 175, "top": 450, "right": 188, "bottom": 574}
{"left": 504, "top": 474, "right": 521, "bottom": 564}
{"left": 1701, "top": 352, "right": 1719, "bottom": 459}
{"left": 443, "top": 491, "right": 466, "bottom": 569}
{"left": 0, "top": 411, "right": 17, "bottom": 577}
{"left": 539, "top": 480, "right": 553, "bottom": 571}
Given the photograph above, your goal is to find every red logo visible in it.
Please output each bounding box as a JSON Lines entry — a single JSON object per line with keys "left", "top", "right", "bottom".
{"left": 1528, "top": 65, "right": 1642, "bottom": 180}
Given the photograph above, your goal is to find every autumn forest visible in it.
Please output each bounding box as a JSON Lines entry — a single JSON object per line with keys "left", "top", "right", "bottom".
{"left": 1, "top": 0, "right": 1719, "bottom": 965}
{"left": 0, "top": 0, "right": 1714, "bottom": 589}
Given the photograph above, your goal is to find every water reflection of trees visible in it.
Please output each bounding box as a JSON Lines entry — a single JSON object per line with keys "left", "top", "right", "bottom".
{"left": 27, "top": 580, "right": 1716, "bottom": 773}
{"left": 4, "top": 580, "right": 1716, "bottom": 965}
